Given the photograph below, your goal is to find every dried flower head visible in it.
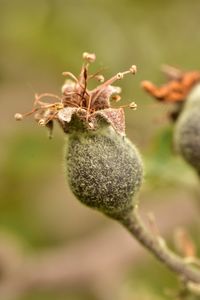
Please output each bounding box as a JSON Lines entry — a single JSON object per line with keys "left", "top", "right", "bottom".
{"left": 15, "top": 52, "right": 137, "bottom": 137}
{"left": 141, "top": 65, "right": 200, "bottom": 103}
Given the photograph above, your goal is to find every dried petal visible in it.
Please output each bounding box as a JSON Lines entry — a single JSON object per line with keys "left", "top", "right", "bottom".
{"left": 58, "top": 107, "right": 78, "bottom": 123}
{"left": 142, "top": 68, "right": 200, "bottom": 103}
{"left": 92, "top": 85, "right": 121, "bottom": 110}
{"left": 61, "top": 79, "right": 76, "bottom": 95}
{"left": 94, "top": 108, "right": 125, "bottom": 135}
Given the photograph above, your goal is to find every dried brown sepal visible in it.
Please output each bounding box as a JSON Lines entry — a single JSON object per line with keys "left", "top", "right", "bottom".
{"left": 58, "top": 107, "right": 79, "bottom": 123}
{"left": 93, "top": 108, "right": 126, "bottom": 136}
{"left": 141, "top": 67, "right": 200, "bottom": 103}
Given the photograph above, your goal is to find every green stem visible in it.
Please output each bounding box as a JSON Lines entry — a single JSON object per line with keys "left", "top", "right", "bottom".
{"left": 119, "top": 209, "right": 200, "bottom": 283}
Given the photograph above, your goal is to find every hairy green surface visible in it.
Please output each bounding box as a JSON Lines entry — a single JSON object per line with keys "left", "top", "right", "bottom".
{"left": 66, "top": 125, "right": 143, "bottom": 219}
{"left": 174, "top": 84, "right": 200, "bottom": 174}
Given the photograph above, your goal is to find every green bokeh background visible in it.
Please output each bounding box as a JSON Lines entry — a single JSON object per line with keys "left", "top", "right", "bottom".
{"left": 1, "top": 0, "right": 200, "bottom": 299}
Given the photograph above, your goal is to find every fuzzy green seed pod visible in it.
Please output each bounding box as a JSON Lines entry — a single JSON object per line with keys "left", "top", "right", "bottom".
{"left": 174, "top": 84, "right": 200, "bottom": 174}
{"left": 66, "top": 118, "right": 143, "bottom": 219}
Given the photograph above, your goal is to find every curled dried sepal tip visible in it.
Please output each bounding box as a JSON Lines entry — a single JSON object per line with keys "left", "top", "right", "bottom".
{"left": 141, "top": 80, "right": 154, "bottom": 91}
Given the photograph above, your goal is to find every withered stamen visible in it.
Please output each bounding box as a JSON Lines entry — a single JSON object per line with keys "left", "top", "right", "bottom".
{"left": 62, "top": 72, "right": 79, "bottom": 83}
{"left": 15, "top": 52, "right": 138, "bottom": 137}
{"left": 118, "top": 101, "right": 137, "bottom": 110}
{"left": 91, "top": 66, "right": 137, "bottom": 104}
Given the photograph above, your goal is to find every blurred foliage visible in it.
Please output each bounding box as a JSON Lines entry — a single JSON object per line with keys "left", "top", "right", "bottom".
{"left": 145, "top": 126, "right": 198, "bottom": 188}
{"left": 21, "top": 291, "right": 95, "bottom": 300}
{"left": 1, "top": 0, "right": 200, "bottom": 299}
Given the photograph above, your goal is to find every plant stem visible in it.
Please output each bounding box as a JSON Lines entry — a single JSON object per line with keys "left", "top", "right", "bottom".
{"left": 119, "top": 208, "right": 200, "bottom": 284}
